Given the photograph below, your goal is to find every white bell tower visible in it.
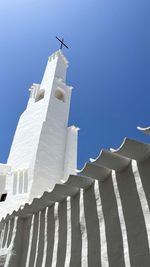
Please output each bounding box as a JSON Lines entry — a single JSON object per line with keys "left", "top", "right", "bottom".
{"left": 3, "top": 50, "right": 78, "bottom": 210}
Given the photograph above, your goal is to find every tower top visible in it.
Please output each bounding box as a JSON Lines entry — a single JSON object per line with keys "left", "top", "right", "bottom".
{"left": 48, "top": 49, "right": 69, "bottom": 67}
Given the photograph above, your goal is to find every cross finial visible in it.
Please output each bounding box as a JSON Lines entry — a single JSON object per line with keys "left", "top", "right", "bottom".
{"left": 56, "top": 36, "right": 69, "bottom": 50}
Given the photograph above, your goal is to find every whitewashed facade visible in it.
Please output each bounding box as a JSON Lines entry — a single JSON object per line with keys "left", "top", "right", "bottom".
{"left": 0, "top": 50, "right": 78, "bottom": 220}
{"left": 1, "top": 133, "right": 150, "bottom": 266}
{"left": 1, "top": 50, "right": 150, "bottom": 266}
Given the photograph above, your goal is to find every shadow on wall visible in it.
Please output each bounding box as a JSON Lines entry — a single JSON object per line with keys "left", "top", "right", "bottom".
{"left": 1, "top": 159, "right": 150, "bottom": 266}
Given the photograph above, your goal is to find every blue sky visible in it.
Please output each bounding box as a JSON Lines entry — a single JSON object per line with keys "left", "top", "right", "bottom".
{"left": 0, "top": 0, "right": 150, "bottom": 169}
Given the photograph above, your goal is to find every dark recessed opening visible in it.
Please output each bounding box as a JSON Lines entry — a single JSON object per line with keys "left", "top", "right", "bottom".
{"left": 0, "top": 193, "right": 7, "bottom": 202}
{"left": 55, "top": 89, "right": 65, "bottom": 102}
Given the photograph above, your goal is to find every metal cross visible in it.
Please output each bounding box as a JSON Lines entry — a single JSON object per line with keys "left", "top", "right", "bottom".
{"left": 56, "top": 36, "right": 69, "bottom": 50}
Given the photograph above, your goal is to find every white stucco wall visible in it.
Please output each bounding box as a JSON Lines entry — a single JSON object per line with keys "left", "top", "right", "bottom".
{"left": 63, "top": 126, "right": 79, "bottom": 181}
{"left": 1, "top": 155, "right": 150, "bottom": 267}
{"left": 0, "top": 164, "right": 11, "bottom": 194}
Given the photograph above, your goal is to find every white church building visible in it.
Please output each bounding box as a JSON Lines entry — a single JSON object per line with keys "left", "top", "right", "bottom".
{"left": 1, "top": 49, "right": 150, "bottom": 266}
{"left": 0, "top": 50, "right": 78, "bottom": 219}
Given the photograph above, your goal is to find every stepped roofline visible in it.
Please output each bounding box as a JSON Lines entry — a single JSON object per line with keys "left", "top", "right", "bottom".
{"left": 48, "top": 50, "right": 69, "bottom": 67}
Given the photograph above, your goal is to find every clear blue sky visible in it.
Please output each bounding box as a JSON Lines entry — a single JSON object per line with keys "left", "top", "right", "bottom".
{"left": 0, "top": 0, "right": 150, "bottom": 169}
